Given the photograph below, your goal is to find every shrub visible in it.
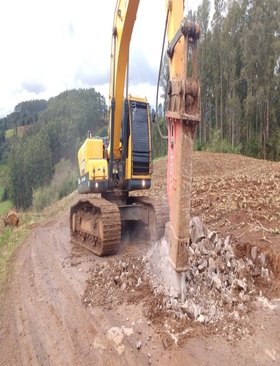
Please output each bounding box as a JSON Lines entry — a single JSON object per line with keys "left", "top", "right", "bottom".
{"left": 33, "top": 186, "right": 56, "bottom": 212}
{"left": 58, "top": 177, "right": 76, "bottom": 200}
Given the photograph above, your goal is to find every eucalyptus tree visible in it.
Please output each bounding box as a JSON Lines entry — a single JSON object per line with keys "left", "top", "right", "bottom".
{"left": 221, "top": 0, "right": 245, "bottom": 147}
{"left": 8, "top": 141, "right": 32, "bottom": 210}
{"left": 197, "top": 0, "right": 211, "bottom": 143}
{"left": 241, "top": 0, "right": 280, "bottom": 158}
{"left": 211, "top": 0, "right": 227, "bottom": 139}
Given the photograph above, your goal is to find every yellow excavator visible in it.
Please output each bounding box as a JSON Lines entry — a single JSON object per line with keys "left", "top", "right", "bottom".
{"left": 70, "top": 0, "right": 200, "bottom": 272}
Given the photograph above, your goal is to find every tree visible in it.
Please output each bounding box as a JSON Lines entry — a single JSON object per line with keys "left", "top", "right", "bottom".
{"left": 6, "top": 88, "right": 109, "bottom": 209}
{"left": 197, "top": 0, "right": 211, "bottom": 143}
{"left": 241, "top": 0, "right": 280, "bottom": 158}
{"left": 221, "top": 0, "right": 244, "bottom": 147}
{"left": 152, "top": 104, "right": 168, "bottom": 159}
{"left": 8, "top": 141, "right": 32, "bottom": 209}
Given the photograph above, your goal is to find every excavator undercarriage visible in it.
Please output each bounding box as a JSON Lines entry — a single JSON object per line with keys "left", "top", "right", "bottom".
{"left": 70, "top": 195, "right": 169, "bottom": 256}
{"left": 70, "top": 198, "right": 121, "bottom": 256}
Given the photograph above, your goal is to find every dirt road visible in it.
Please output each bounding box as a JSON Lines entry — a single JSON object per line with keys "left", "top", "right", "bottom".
{"left": 1, "top": 152, "right": 280, "bottom": 365}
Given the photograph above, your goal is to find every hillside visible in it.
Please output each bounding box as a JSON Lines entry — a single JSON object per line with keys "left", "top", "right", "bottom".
{"left": 0, "top": 88, "right": 108, "bottom": 211}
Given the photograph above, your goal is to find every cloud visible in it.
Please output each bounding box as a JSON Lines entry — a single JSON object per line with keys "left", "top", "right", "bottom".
{"left": 0, "top": 106, "right": 9, "bottom": 119}
{"left": 67, "top": 22, "right": 75, "bottom": 38}
{"left": 74, "top": 60, "right": 109, "bottom": 87}
{"left": 0, "top": 0, "right": 200, "bottom": 119}
{"left": 129, "top": 51, "right": 158, "bottom": 86}
{"left": 21, "top": 80, "right": 47, "bottom": 94}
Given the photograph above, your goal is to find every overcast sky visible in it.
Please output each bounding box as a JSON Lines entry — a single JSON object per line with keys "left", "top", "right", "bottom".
{"left": 0, "top": 0, "right": 204, "bottom": 118}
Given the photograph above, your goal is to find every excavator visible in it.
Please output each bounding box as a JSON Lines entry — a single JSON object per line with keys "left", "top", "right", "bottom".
{"left": 70, "top": 0, "right": 200, "bottom": 272}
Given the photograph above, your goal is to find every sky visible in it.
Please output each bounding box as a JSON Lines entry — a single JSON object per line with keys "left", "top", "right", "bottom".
{"left": 0, "top": 0, "right": 205, "bottom": 118}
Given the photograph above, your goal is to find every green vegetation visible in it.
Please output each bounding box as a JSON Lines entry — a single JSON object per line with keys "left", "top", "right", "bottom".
{"left": 0, "top": 226, "right": 28, "bottom": 295}
{"left": 194, "top": 130, "right": 242, "bottom": 154}
{"left": 0, "top": 189, "right": 77, "bottom": 297}
{"left": 0, "top": 226, "right": 13, "bottom": 252}
{"left": 153, "top": 0, "right": 280, "bottom": 158}
{"left": 196, "top": 0, "right": 280, "bottom": 159}
{"left": 33, "top": 158, "right": 76, "bottom": 212}
{"left": 0, "top": 166, "right": 12, "bottom": 215}
{"left": 1, "top": 99, "right": 47, "bottom": 132}
{"left": 152, "top": 105, "right": 168, "bottom": 159}
{"left": 0, "top": 201, "right": 12, "bottom": 215}
{"left": 5, "top": 129, "right": 14, "bottom": 139}
{"left": 0, "top": 88, "right": 107, "bottom": 210}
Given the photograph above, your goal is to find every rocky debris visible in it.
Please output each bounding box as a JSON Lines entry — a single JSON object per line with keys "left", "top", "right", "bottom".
{"left": 82, "top": 216, "right": 274, "bottom": 345}
{"left": 4, "top": 210, "right": 19, "bottom": 227}
{"left": 145, "top": 217, "right": 273, "bottom": 325}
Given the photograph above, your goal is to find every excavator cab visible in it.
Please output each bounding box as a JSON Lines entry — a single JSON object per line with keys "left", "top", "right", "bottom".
{"left": 76, "top": 94, "right": 152, "bottom": 196}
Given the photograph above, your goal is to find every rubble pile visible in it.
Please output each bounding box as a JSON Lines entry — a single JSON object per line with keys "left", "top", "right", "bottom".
{"left": 83, "top": 216, "right": 274, "bottom": 341}
{"left": 83, "top": 253, "right": 152, "bottom": 309}
{"left": 145, "top": 217, "right": 272, "bottom": 324}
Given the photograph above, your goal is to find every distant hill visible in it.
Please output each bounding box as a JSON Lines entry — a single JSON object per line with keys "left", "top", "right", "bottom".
{"left": 1, "top": 88, "right": 109, "bottom": 210}
{"left": 0, "top": 99, "right": 48, "bottom": 131}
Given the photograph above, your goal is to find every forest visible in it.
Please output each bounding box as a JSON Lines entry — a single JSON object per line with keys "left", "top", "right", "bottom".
{"left": 0, "top": 89, "right": 108, "bottom": 209}
{"left": 196, "top": 0, "right": 280, "bottom": 159}
{"left": 0, "top": 0, "right": 279, "bottom": 210}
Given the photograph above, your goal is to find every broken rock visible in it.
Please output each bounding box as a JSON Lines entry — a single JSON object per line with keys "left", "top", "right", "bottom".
{"left": 189, "top": 217, "right": 208, "bottom": 243}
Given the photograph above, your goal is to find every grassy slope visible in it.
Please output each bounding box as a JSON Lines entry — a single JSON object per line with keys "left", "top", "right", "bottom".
{"left": 0, "top": 166, "right": 12, "bottom": 215}
{"left": 0, "top": 191, "right": 77, "bottom": 298}
{"left": 0, "top": 157, "right": 77, "bottom": 297}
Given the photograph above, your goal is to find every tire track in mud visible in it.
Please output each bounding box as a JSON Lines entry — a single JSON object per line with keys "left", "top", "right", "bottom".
{"left": 0, "top": 211, "right": 116, "bottom": 366}
{"left": 0, "top": 210, "right": 177, "bottom": 366}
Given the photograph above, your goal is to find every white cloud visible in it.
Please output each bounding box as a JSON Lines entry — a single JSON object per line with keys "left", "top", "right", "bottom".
{"left": 0, "top": 0, "right": 201, "bottom": 118}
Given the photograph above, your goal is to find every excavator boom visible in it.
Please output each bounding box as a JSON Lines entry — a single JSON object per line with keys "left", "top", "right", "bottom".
{"left": 109, "top": 0, "right": 140, "bottom": 162}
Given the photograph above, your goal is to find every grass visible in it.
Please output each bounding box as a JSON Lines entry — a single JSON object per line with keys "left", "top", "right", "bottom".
{"left": 0, "top": 226, "right": 28, "bottom": 293}
{"left": 0, "top": 189, "right": 77, "bottom": 301}
{"left": 153, "top": 155, "right": 166, "bottom": 162}
{"left": 0, "top": 157, "right": 77, "bottom": 304}
{"left": 0, "top": 201, "right": 12, "bottom": 215}
{"left": 0, "top": 165, "right": 8, "bottom": 175}
{"left": 5, "top": 128, "right": 25, "bottom": 139}
{"left": 32, "top": 158, "right": 76, "bottom": 212}
{"left": 5, "top": 129, "right": 14, "bottom": 139}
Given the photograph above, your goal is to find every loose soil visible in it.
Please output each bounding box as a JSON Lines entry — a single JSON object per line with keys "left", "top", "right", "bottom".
{"left": 1, "top": 152, "right": 280, "bottom": 366}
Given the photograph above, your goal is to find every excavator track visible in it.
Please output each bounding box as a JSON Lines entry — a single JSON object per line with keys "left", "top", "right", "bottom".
{"left": 128, "top": 196, "right": 170, "bottom": 242}
{"left": 70, "top": 197, "right": 121, "bottom": 256}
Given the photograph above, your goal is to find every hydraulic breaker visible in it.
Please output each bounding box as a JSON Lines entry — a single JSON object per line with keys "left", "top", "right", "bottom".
{"left": 165, "top": 0, "right": 200, "bottom": 272}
